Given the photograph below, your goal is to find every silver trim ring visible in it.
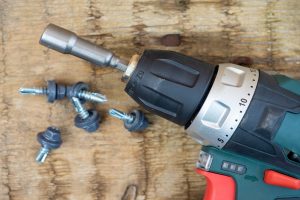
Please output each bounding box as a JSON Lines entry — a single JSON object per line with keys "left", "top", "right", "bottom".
{"left": 186, "top": 63, "right": 259, "bottom": 148}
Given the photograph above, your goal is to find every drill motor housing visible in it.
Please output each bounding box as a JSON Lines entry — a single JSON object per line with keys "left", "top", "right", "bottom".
{"left": 125, "top": 50, "right": 300, "bottom": 175}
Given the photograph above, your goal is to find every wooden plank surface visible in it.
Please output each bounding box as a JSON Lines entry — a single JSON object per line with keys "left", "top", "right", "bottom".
{"left": 0, "top": 0, "right": 299, "bottom": 199}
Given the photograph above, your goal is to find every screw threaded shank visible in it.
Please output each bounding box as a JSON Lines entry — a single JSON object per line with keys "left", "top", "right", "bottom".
{"left": 36, "top": 147, "right": 50, "bottom": 163}
{"left": 19, "top": 87, "right": 48, "bottom": 95}
{"left": 71, "top": 97, "right": 90, "bottom": 119}
{"left": 77, "top": 91, "right": 107, "bottom": 103}
{"left": 109, "top": 108, "right": 134, "bottom": 123}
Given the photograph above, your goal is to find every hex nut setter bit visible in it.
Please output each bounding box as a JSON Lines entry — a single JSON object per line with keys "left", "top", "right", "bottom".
{"left": 40, "top": 24, "right": 128, "bottom": 72}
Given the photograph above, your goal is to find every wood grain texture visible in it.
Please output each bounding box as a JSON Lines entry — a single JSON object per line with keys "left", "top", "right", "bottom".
{"left": 0, "top": 0, "right": 299, "bottom": 199}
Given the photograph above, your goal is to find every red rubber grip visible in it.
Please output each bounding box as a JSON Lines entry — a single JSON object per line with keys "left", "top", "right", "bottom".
{"left": 196, "top": 169, "right": 236, "bottom": 200}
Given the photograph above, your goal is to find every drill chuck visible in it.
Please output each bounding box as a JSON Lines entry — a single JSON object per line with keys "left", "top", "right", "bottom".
{"left": 125, "top": 50, "right": 217, "bottom": 126}
{"left": 40, "top": 24, "right": 128, "bottom": 71}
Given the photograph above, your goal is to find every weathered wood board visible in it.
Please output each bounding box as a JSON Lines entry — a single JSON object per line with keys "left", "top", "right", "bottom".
{"left": 0, "top": 0, "right": 299, "bottom": 199}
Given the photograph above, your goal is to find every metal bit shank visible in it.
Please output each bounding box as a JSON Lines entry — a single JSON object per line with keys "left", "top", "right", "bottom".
{"left": 40, "top": 24, "right": 128, "bottom": 71}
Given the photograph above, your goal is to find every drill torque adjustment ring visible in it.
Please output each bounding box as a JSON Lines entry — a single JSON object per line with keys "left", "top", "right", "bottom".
{"left": 36, "top": 127, "right": 62, "bottom": 163}
{"left": 109, "top": 108, "right": 148, "bottom": 132}
{"left": 186, "top": 64, "right": 259, "bottom": 148}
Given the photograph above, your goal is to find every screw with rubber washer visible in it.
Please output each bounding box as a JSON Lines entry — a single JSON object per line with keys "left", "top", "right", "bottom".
{"left": 67, "top": 82, "right": 106, "bottom": 103}
{"left": 71, "top": 97, "right": 101, "bottom": 133}
{"left": 108, "top": 108, "right": 148, "bottom": 132}
{"left": 19, "top": 80, "right": 106, "bottom": 103}
{"left": 36, "top": 127, "right": 62, "bottom": 163}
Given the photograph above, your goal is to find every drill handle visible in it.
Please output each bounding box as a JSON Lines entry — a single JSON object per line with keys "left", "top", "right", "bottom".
{"left": 196, "top": 169, "right": 235, "bottom": 200}
{"left": 197, "top": 146, "right": 300, "bottom": 200}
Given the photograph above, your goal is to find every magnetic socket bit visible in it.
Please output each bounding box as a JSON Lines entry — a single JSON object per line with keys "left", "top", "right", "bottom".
{"left": 40, "top": 24, "right": 128, "bottom": 71}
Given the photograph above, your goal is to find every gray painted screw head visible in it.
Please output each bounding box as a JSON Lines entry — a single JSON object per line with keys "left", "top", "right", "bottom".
{"left": 109, "top": 108, "right": 148, "bottom": 132}
{"left": 67, "top": 82, "right": 89, "bottom": 103}
{"left": 71, "top": 97, "right": 101, "bottom": 133}
{"left": 74, "top": 109, "right": 101, "bottom": 132}
{"left": 67, "top": 82, "right": 107, "bottom": 104}
{"left": 36, "top": 127, "right": 62, "bottom": 163}
{"left": 47, "top": 80, "right": 67, "bottom": 102}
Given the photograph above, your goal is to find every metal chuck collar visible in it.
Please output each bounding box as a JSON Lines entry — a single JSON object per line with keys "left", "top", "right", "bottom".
{"left": 71, "top": 97, "right": 101, "bottom": 133}
{"left": 36, "top": 127, "right": 62, "bottom": 163}
{"left": 109, "top": 108, "right": 148, "bottom": 132}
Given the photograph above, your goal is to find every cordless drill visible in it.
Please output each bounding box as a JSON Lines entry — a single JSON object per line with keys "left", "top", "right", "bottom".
{"left": 40, "top": 24, "right": 300, "bottom": 200}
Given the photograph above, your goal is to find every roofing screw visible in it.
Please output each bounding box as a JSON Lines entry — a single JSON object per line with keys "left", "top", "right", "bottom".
{"left": 109, "top": 108, "right": 148, "bottom": 132}
{"left": 36, "top": 127, "right": 62, "bottom": 163}
{"left": 20, "top": 80, "right": 66, "bottom": 103}
{"left": 71, "top": 97, "right": 101, "bottom": 132}
{"left": 19, "top": 80, "right": 107, "bottom": 103}
{"left": 67, "top": 82, "right": 107, "bottom": 103}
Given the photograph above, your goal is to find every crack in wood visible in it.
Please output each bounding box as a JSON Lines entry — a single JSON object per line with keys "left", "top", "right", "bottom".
{"left": 0, "top": 0, "right": 7, "bottom": 76}
{"left": 0, "top": 2, "right": 10, "bottom": 194}
{"left": 132, "top": 2, "right": 147, "bottom": 49}
{"left": 46, "top": 158, "right": 72, "bottom": 200}
{"left": 141, "top": 133, "right": 149, "bottom": 200}
{"left": 1, "top": 134, "right": 12, "bottom": 200}
{"left": 87, "top": 0, "right": 103, "bottom": 32}
{"left": 265, "top": 0, "right": 278, "bottom": 70}
{"left": 90, "top": 150, "right": 107, "bottom": 200}
{"left": 220, "top": 0, "right": 242, "bottom": 59}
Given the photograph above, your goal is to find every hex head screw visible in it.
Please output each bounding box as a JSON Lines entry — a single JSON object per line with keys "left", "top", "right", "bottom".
{"left": 109, "top": 108, "right": 148, "bottom": 132}
{"left": 36, "top": 127, "right": 62, "bottom": 163}
{"left": 19, "top": 81, "right": 107, "bottom": 104}
{"left": 20, "top": 80, "right": 66, "bottom": 103}
{"left": 71, "top": 97, "right": 101, "bottom": 133}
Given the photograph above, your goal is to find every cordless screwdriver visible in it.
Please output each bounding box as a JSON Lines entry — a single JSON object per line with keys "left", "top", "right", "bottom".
{"left": 40, "top": 24, "right": 300, "bottom": 200}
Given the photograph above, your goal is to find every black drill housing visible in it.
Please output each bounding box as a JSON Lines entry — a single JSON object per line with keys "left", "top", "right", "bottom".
{"left": 224, "top": 71, "right": 300, "bottom": 174}
{"left": 125, "top": 49, "right": 300, "bottom": 175}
